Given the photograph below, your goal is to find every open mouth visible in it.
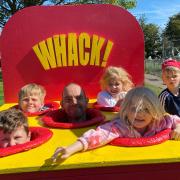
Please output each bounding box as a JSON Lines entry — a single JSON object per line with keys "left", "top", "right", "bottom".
{"left": 134, "top": 119, "right": 145, "bottom": 124}
{"left": 110, "top": 90, "right": 119, "bottom": 94}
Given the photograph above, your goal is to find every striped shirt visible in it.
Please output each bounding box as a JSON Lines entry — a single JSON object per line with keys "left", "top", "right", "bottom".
{"left": 159, "top": 88, "right": 180, "bottom": 117}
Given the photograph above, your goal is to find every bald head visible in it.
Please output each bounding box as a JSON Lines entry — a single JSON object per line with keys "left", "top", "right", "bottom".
{"left": 62, "top": 83, "right": 86, "bottom": 99}
{"left": 61, "top": 83, "right": 89, "bottom": 122}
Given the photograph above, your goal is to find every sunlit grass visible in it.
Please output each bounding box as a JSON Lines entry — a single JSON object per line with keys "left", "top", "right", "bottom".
{"left": 144, "top": 82, "right": 162, "bottom": 95}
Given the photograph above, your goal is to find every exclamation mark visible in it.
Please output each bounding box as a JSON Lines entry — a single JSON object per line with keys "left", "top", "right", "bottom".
{"left": 101, "top": 40, "right": 114, "bottom": 67}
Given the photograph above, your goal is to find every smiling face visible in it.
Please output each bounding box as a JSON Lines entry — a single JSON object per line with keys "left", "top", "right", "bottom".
{"left": 18, "top": 84, "right": 46, "bottom": 113}
{"left": 0, "top": 126, "right": 31, "bottom": 148}
{"left": 120, "top": 87, "right": 165, "bottom": 135}
{"left": 20, "top": 94, "right": 43, "bottom": 113}
{"left": 127, "top": 100, "right": 153, "bottom": 133}
{"left": 61, "top": 83, "right": 88, "bottom": 122}
{"left": 105, "top": 76, "right": 123, "bottom": 97}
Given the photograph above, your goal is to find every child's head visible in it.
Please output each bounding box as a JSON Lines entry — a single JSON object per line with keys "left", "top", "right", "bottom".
{"left": 162, "top": 59, "right": 180, "bottom": 90}
{"left": 100, "top": 66, "right": 134, "bottom": 96}
{"left": 18, "top": 83, "right": 46, "bottom": 113}
{"left": 120, "top": 87, "right": 165, "bottom": 133}
{"left": 0, "top": 108, "right": 31, "bottom": 148}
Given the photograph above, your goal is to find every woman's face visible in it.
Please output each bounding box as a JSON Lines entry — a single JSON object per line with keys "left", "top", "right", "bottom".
{"left": 127, "top": 99, "right": 153, "bottom": 133}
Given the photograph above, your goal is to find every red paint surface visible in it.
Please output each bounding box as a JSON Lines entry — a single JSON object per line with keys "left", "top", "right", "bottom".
{"left": 0, "top": 4, "right": 144, "bottom": 103}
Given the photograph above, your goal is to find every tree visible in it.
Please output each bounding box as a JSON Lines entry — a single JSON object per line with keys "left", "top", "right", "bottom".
{"left": 163, "top": 13, "right": 180, "bottom": 58}
{"left": 138, "top": 15, "right": 162, "bottom": 58}
{"left": 0, "top": 0, "right": 136, "bottom": 28}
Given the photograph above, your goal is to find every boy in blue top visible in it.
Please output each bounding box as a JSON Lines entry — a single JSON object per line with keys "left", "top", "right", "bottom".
{"left": 159, "top": 59, "right": 180, "bottom": 117}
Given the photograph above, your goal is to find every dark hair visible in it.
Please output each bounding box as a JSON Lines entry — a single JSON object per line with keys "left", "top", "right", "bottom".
{"left": 0, "top": 108, "right": 29, "bottom": 134}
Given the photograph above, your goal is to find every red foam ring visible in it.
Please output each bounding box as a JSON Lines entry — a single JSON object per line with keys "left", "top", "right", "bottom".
{"left": 109, "top": 128, "right": 171, "bottom": 147}
{"left": 12, "top": 101, "right": 60, "bottom": 117}
{"left": 41, "top": 109, "right": 105, "bottom": 129}
{"left": 93, "top": 102, "right": 120, "bottom": 112}
{"left": 0, "top": 127, "right": 53, "bottom": 157}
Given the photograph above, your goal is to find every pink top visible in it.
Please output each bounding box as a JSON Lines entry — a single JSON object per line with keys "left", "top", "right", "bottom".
{"left": 78, "top": 115, "right": 180, "bottom": 151}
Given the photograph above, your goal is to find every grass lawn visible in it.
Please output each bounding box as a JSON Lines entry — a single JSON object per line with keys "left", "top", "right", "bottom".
{"left": 144, "top": 82, "right": 162, "bottom": 95}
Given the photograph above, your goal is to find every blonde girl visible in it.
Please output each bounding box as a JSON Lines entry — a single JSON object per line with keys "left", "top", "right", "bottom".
{"left": 97, "top": 66, "right": 134, "bottom": 107}
{"left": 52, "top": 87, "right": 180, "bottom": 161}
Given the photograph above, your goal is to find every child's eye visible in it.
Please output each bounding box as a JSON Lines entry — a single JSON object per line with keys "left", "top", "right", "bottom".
{"left": 130, "top": 107, "right": 136, "bottom": 112}
{"left": 143, "top": 108, "right": 149, "bottom": 113}
{"left": 22, "top": 98, "right": 29, "bottom": 102}
{"left": 172, "top": 75, "right": 178, "bottom": 78}
{"left": 15, "top": 136, "right": 22, "bottom": 140}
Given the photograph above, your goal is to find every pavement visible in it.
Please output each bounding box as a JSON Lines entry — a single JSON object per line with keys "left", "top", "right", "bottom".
{"left": 145, "top": 74, "right": 166, "bottom": 89}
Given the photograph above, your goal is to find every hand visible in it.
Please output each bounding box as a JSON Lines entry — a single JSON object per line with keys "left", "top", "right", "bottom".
{"left": 51, "top": 147, "right": 71, "bottom": 162}
{"left": 51, "top": 141, "right": 84, "bottom": 162}
{"left": 171, "top": 126, "right": 180, "bottom": 140}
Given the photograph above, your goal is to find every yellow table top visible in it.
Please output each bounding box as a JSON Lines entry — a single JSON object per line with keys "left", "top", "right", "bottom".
{"left": 1, "top": 103, "right": 180, "bottom": 175}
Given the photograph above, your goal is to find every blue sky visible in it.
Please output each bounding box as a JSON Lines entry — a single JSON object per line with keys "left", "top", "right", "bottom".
{"left": 128, "top": 0, "right": 180, "bottom": 29}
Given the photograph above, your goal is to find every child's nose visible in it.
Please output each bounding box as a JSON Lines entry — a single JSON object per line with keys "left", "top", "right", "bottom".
{"left": 9, "top": 139, "right": 16, "bottom": 147}
{"left": 29, "top": 99, "right": 33, "bottom": 104}
{"left": 136, "top": 110, "right": 145, "bottom": 116}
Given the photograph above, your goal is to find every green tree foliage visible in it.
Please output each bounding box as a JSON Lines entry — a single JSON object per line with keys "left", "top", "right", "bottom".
{"left": 0, "top": 0, "right": 136, "bottom": 28}
{"left": 163, "top": 13, "right": 180, "bottom": 48}
{"left": 0, "top": 0, "right": 48, "bottom": 28}
{"left": 138, "top": 15, "right": 162, "bottom": 58}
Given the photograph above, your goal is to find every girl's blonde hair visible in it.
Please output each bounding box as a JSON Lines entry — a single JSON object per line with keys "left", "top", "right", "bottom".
{"left": 100, "top": 66, "right": 134, "bottom": 91}
{"left": 120, "top": 87, "right": 165, "bottom": 126}
{"left": 18, "top": 83, "right": 46, "bottom": 103}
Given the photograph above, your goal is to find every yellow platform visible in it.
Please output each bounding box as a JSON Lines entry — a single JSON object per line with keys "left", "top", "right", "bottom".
{"left": 0, "top": 103, "right": 180, "bottom": 175}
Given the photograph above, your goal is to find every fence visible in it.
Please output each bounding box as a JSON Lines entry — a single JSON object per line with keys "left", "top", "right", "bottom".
{"left": 145, "top": 59, "right": 162, "bottom": 77}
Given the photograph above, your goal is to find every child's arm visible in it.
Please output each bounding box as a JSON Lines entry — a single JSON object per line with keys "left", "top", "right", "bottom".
{"left": 115, "top": 92, "right": 127, "bottom": 107}
{"left": 169, "top": 115, "right": 180, "bottom": 140}
{"left": 97, "top": 91, "right": 115, "bottom": 107}
{"left": 171, "top": 124, "right": 180, "bottom": 140}
{"left": 52, "top": 119, "right": 121, "bottom": 161}
{"left": 52, "top": 141, "right": 84, "bottom": 162}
